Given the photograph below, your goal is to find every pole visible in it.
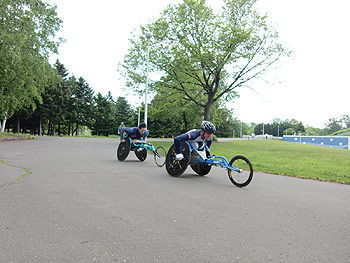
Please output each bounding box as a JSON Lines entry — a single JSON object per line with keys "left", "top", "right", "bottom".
{"left": 144, "top": 32, "right": 152, "bottom": 126}
{"left": 138, "top": 107, "right": 140, "bottom": 127}
{"left": 240, "top": 122, "right": 243, "bottom": 138}
{"left": 262, "top": 123, "right": 264, "bottom": 135}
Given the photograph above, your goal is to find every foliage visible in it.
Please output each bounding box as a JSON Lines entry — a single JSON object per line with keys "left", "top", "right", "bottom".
{"left": 254, "top": 118, "right": 306, "bottom": 136}
{"left": 147, "top": 88, "right": 203, "bottom": 137}
{"left": 0, "top": 0, "right": 63, "bottom": 122}
{"left": 120, "top": 0, "right": 291, "bottom": 121}
{"left": 114, "top": 96, "right": 136, "bottom": 129}
{"left": 325, "top": 114, "right": 350, "bottom": 134}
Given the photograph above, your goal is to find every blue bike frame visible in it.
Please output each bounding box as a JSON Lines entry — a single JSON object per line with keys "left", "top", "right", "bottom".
{"left": 129, "top": 137, "right": 156, "bottom": 153}
{"left": 186, "top": 142, "right": 241, "bottom": 173}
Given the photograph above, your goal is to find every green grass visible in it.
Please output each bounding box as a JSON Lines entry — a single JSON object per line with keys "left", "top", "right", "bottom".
{"left": 0, "top": 132, "right": 34, "bottom": 139}
{"left": 150, "top": 140, "right": 350, "bottom": 184}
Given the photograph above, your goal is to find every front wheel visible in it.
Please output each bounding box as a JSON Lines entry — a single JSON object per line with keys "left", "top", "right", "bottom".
{"left": 154, "top": 146, "right": 166, "bottom": 167}
{"left": 228, "top": 155, "right": 253, "bottom": 187}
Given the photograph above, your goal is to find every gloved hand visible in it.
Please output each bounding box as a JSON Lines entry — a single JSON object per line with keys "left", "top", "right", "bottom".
{"left": 176, "top": 153, "right": 184, "bottom": 160}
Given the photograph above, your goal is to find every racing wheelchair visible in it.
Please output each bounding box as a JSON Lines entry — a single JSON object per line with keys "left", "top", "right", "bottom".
{"left": 116, "top": 137, "right": 166, "bottom": 167}
{"left": 165, "top": 142, "right": 253, "bottom": 187}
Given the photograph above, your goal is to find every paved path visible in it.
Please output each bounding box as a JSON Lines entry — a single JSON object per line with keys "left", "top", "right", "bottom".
{"left": 0, "top": 137, "right": 349, "bottom": 262}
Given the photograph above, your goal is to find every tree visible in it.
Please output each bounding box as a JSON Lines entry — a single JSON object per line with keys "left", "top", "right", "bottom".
{"left": 92, "top": 92, "right": 115, "bottom": 136}
{"left": 121, "top": 0, "right": 290, "bottom": 121}
{"left": 148, "top": 91, "right": 203, "bottom": 137}
{"left": 340, "top": 114, "right": 350, "bottom": 128}
{"left": 325, "top": 118, "right": 343, "bottom": 134}
{"left": 0, "top": 0, "right": 63, "bottom": 131}
{"left": 114, "top": 97, "right": 136, "bottom": 130}
{"left": 71, "top": 77, "right": 95, "bottom": 135}
{"left": 254, "top": 119, "right": 305, "bottom": 136}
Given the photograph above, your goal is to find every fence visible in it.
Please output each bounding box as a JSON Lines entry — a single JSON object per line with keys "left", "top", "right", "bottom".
{"left": 283, "top": 135, "right": 350, "bottom": 149}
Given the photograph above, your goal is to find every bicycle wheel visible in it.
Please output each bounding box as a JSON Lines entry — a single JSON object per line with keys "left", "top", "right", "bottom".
{"left": 135, "top": 148, "right": 147, "bottom": 161}
{"left": 117, "top": 139, "right": 131, "bottom": 161}
{"left": 165, "top": 142, "right": 190, "bottom": 177}
{"left": 190, "top": 163, "right": 211, "bottom": 176}
{"left": 228, "top": 155, "right": 253, "bottom": 187}
{"left": 190, "top": 150, "right": 211, "bottom": 176}
{"left": 154, "top": 146, "right": 166, "bottom": 167}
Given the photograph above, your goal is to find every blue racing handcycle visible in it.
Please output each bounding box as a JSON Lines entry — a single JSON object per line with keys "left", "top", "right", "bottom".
{"left": 117, "top": 137, "right": 166, "bottom": 167}
{"left": 165, "top": 142, "right": 253, "bottom": 187}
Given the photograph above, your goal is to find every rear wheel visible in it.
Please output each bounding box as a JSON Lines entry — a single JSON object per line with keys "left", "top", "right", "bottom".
{"left": 228, "top": 155, "right": 253, "bottom": 187}
{"left": 135, "top": 148, "right": 147, "bottom": 161}
{"left": 165, "top": 142, "right": 190, "bottom": 177}
{"left": 190, "top": 163, "right": 211, "bottom": 175}
{"left": 154, "top": 146, "right": 166, "bottom": 167}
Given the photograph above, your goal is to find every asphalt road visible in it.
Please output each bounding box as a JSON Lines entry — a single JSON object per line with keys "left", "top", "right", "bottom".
{"left": 0, "top": 137, "right": 349, "bottom": 263}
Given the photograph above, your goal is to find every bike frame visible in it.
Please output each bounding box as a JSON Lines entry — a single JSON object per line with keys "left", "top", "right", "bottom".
{"left": 186, "top": 142, "right": 241, "bottom": 173}
{"left": 129, "top": 137, "right": 156, "bottom": 153}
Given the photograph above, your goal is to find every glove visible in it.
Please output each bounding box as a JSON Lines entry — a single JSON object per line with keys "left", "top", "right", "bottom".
{"left": 176, "top": 153, "right": 184, "bottom": 160}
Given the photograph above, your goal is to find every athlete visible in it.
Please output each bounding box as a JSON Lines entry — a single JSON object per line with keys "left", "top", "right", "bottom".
{"left": 174, "top": 121, "right": 216, "bottom": 160}
{"left": 120, "top": 122, "right": 149, "bottom": 143}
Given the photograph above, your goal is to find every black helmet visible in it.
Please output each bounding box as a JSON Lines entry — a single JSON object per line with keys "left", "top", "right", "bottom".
{"left": 201, "top": 121, "right": 216, "bottom": 133}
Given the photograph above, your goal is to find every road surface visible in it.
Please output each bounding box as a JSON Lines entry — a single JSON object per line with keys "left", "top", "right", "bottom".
{"left": 0, "top": 137, "right": 349, "bottom": 262}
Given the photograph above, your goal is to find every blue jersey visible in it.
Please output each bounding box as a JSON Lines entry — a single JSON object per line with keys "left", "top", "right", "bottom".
{"left": 174, "top": 129, "right": 212, "bottom": 154}
{"left": 120, "top": 127, "right": 149, "bottom": 141}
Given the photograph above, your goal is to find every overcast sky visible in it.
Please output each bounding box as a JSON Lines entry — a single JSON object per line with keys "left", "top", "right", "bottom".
{"left": 49, "top": 0, "right": 350, "bottom": 128}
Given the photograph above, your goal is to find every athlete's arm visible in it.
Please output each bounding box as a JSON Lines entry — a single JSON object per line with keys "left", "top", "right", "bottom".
{"left": 174, "top": 133, "right": 190, "bottom": 154}
{"left": 120, "top": 127, "right": 131, "bottom": 140}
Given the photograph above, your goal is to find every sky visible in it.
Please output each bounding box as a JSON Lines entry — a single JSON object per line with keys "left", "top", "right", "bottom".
{"left": 48, "top": 0, "right": 350, "bottom": 128}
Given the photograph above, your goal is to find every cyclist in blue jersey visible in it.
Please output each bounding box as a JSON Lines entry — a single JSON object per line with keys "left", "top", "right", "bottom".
{"left": 120, "top": 122, "right": 149, "bottom": 143}
{"left": 174, "top": 121, "right": 216, "bottom": 160}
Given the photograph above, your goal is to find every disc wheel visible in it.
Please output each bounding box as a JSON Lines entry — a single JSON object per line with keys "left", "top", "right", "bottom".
{"left": 135, "top": 148, "right": 147, "bottom": 161}
{"left": 165, "top": 142, "right": 190, "bottom": 177}
{"left": 190, "top": 163, "right": 211, "bottom": 176}
{"left": 228, "top": 155, "right": 253, "bottom": 187}
{"left": 117, "top": 139, "right": 131, "bottom": 161}
{"left": 154, "top": 146, "right": 166, "bottom": 167}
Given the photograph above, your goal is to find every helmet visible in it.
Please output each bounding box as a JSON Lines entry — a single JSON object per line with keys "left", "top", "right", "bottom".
{"left": 201, "top": 121, "right": 216, "bottom": 134}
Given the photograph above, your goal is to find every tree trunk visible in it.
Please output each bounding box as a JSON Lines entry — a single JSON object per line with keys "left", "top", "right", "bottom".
{"left": 203, "top": 96, "right": 214, "bottom": 121}
{"left": 16, "top": 116, "right": 20, "bottom": 133}
{"left": 68, "top": 122, "right": 71, "bottom": 136}
{"left": 47, "top": 120, "right": 51, "bottom": 136}
{"left": 52, "top": 121, "right": 56, "bottom": 136}
{"left": 182, "top": 112, "right": 188, "bottom": 131}
{"left": 1, "top": 118, "right": 6, "bottom": 132}
{"left": 57, "top": 122, "right": 61, "bottom": 136}
{"left": 39, "top": 115, "right": 42, "bottom": 136}
{"left": 76, "top": 123, "right": 79, "bottom": 136}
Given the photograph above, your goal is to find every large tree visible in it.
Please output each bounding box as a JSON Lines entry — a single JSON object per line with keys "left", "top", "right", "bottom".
{"left": 121, "top": 0, "right": 290, "bottom": 121}
{"left": 0, "top": 0, "right": 63, "bottom": 131}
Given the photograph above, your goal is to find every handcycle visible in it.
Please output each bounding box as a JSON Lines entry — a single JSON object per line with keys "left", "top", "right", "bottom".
{"left": 116, "top": 137, "right": 166, "bottom": 167}
{"left": 165, "top": 141, "right": 253, "bottom": 187}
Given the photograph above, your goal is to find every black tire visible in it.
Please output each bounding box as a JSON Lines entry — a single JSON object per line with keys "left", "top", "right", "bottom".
{"left": 117, "top": 139, "right": 131, "bottom": 161}
{"left": 154, "top": 146, "right": 166, "bottom": 167}
{"left": 135, "top": 148, "right": 147, "bottom": 161}
{"left": 228, "top": 155, "right": 253, "bottom": 187}
{"left": 190, "top": 163, "right": 211, "bottom": 176}
{"left": 165, "top": 142, "right": 190, "bottom": 177}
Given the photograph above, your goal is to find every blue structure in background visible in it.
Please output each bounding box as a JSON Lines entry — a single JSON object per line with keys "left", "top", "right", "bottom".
{"left": 283, "top": 136, "right": 350, "bottom": 150}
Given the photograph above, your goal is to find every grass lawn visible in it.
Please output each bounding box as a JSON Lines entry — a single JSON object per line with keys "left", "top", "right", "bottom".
{"left": 150, "top": 139, "right": 350, "bottom": 184}
{"left": 0, "top": 132, "right": 34, "bottom": 140}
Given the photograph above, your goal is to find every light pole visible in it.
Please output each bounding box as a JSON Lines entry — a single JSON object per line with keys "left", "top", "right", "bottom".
{"left": 144, "top": 32, "right": 152, "bottom": 126}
